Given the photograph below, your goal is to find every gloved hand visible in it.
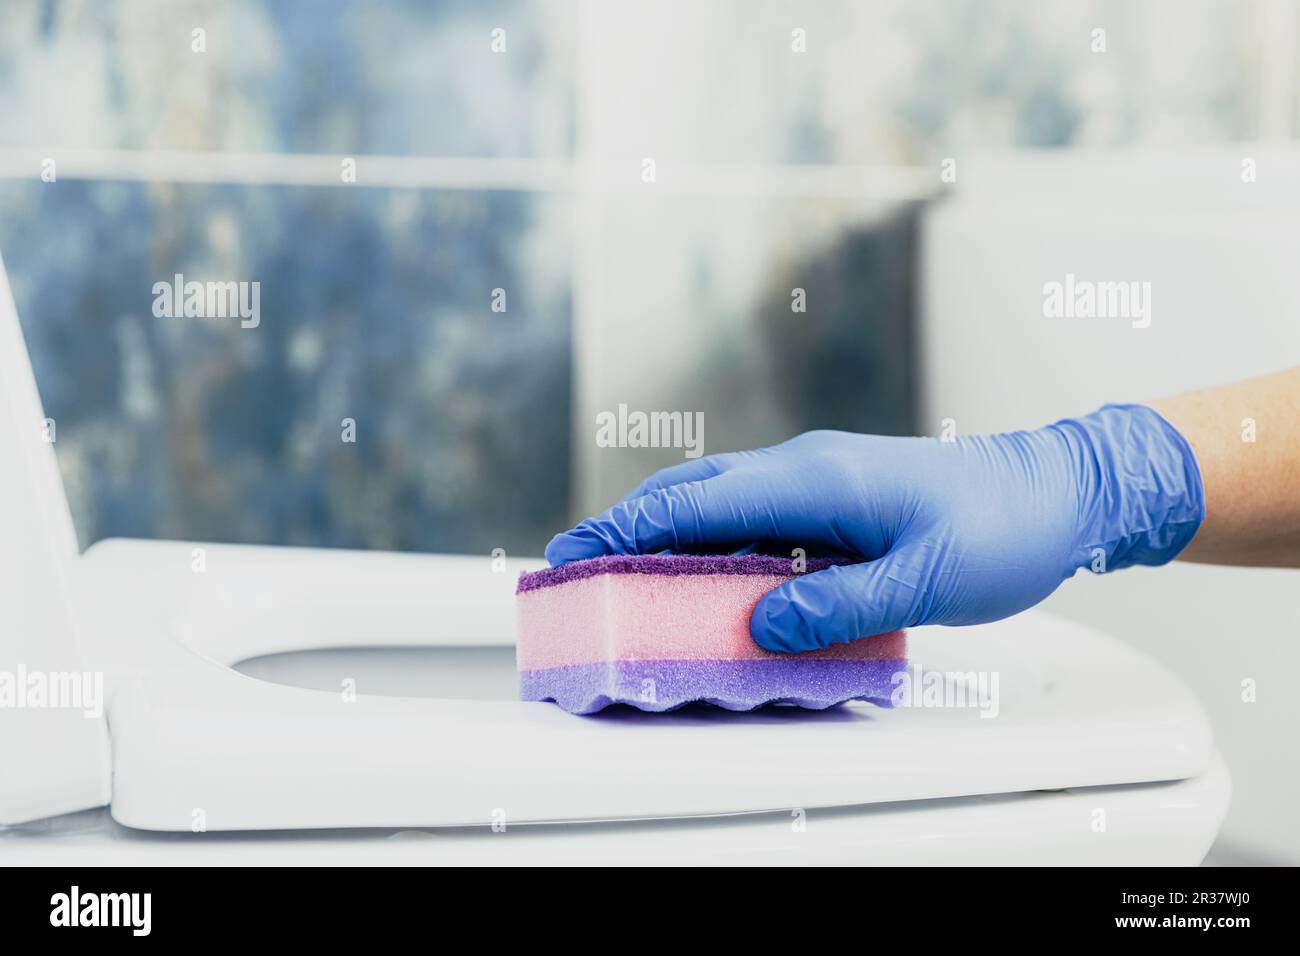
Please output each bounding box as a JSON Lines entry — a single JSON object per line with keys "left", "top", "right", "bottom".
{"left": 545, "top": 404, "right": 1205, "bottom": 652}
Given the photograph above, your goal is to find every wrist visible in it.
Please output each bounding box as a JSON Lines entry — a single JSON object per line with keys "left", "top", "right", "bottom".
{"left": 1051, "top": 403, "right": 1206, "bottom": 573}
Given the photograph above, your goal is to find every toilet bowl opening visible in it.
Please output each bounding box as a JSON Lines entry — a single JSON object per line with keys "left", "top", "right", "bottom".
{"left": 232, "top": 645, "right": 520, "bottom": 701}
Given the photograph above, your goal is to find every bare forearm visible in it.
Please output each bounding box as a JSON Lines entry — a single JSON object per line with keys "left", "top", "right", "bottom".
{"left": 1152, "top": 368, "right": 1300, "bottom": 567}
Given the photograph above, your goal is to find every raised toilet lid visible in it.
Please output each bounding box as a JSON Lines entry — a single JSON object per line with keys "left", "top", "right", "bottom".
{"left": 0, "top": 252, "right": 112, "bottom": 826}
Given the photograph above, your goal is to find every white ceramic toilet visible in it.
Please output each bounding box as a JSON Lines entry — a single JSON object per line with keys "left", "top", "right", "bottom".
{"left": 0, "top": 255, "right": 1229, "bottom": 865}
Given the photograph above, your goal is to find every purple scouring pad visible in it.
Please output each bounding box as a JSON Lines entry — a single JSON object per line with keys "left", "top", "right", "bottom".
{"left": 516, "top": 553, "right": 908, "bottom": 715}
{"left": 519, "top": 659, "right": 905, "bottom": 715}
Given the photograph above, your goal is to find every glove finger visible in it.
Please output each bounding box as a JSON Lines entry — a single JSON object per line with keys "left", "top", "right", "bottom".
{"left": 546, "top": 473, "right": 795, "bottom": 565}
{"left": 749, "top": 549, "right": 927, "bottom": 652}
{"left": 617, "top": 453, "right": 741, "bottom": 503}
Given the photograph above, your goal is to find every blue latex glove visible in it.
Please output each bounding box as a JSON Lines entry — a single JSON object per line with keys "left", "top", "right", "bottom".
{"left": 545, "top": 404, "right": 1205, "bottom": 652}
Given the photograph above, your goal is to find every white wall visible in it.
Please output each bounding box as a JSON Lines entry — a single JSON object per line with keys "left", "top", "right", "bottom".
{"left": 921, "top": 148, "right": 1300, "bottom": 863}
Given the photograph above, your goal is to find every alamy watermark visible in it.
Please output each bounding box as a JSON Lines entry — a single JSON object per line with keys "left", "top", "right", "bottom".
{"left": 891, "top": 662, "right": 1000, "bottom": 719}
{"left": 50, "top": 886, "right": 151, "bottom": 936}
{"left": 0, "top": 665, "right": 103, "bottom": 719}
{"left": 152, "top": 273, "right": 260, "bottom": 328}
{"left": 595, "top": 404, "right": 704, "bottom": 459}
{"left": 1042, "top": 273, "right": 1151, "bottom": 329}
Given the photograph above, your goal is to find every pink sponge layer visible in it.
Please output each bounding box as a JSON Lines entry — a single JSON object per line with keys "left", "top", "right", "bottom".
{"left": 516, "top": 554, "right": 906, "bottom": 714}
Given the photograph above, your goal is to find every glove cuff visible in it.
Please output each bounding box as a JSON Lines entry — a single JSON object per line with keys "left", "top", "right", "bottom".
{"left": 1053, "top": 403, "right": 1206, "bottom": 572}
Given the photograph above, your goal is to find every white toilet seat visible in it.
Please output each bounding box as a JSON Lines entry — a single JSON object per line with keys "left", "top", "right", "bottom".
{"left": 68, "top": 539, "right": 1225, "bottom": 846}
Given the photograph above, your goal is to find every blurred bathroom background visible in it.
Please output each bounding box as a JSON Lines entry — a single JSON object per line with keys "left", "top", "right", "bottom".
{"left": 5, "top": 0, "right": 1259, "bottom": 554}
{"left": 3, "top": 0, "right": 1299, "bottom": 863}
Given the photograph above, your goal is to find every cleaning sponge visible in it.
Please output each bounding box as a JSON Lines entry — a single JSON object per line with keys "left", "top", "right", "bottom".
{"left": 516, "top": 554, "right": 906, "bottom": 714}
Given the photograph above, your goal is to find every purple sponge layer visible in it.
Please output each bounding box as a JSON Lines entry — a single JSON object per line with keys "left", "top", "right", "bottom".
{"left": 516, "top": 553, "right": 850, "bottom": 594}
{"left": 520, "top": 659, "right": 903, "bottom": 715}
